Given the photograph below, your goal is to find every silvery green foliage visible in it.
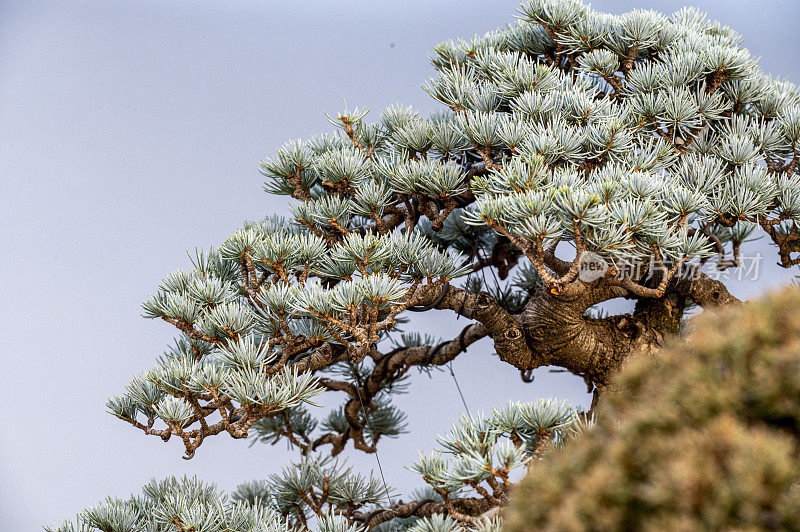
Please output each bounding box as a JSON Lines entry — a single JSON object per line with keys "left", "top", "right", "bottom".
{"left": 260, "top": 455, "right": 392, "bottom": 525}
{"left": 52, "top": 401, "right": 578, "bottom": 531}
{"left": 84, "top": 0, "right": 800, "bottom": 530}
{"left": 111, "top": 0, "right": 800, "bottom": 455}
{"left": 45, "top": 477, "right": 292, "bottom": 532}
{"left": 411, "top": 399, "right": 582, "bottom": 494}
{"left": 435, "top": 3, "right": 798, "bottom": 271}
{"left": 317, "top": 514, "right": 363, "bottom": 532}
{"left": 106, "top": 330, "right": 325, "bottom": 458}
{"left": 405, "top": 515, "right": 501, "bottom": 532}
{"left": 406, "top": 514, "right": 463, "bottom": 532}
{"left": 248, "top": 360, "right": 410, "bottom": 456}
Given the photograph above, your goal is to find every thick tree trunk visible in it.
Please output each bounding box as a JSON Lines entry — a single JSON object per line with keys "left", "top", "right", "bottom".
{"left": 411, "top": 272, "right": 741, "bottom": 391}
{"left": 520, "top": 282, "right": 669, "bottom": 386}
{"left": 518, "top": 272, "right": 739, "bottom": 386}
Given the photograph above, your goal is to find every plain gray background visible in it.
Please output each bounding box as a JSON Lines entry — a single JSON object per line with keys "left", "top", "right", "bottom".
{"left": 1, "top": 1, "right": 798, "bottom": 530}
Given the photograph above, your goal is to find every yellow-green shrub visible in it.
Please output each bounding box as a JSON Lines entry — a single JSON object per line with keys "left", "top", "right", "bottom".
{"left": 505, "top": 288, "right": 800, "bottom": 531}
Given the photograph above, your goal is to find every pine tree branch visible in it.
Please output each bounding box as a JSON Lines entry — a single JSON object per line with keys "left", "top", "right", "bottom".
{"left": 406, "top": 284, "right": 539, "bottom": 369}
{"left": 353, "top": 496, "right": 493, "bottom": 528}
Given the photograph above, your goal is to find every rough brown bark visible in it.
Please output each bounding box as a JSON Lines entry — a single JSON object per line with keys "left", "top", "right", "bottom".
{"left": 407, "top": 283, "right": 542, "bottom": 369}
{"left": 406, "top": 269, "right": 743, "bottom": 390}
{"left": 517, "top": 272, "right": 742, "bottom": 386}
{"left": 353, "top": 496, "right": 492, "bottom": 528}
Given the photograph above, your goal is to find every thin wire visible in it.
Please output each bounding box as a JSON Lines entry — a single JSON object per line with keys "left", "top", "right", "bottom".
{"left": 447, "top": 237, "right": 479, "bottom": 415}
{"left": 455, "top": 236, "right": 480, "bottom": 321}
{"left": 371, "top": 446, "right": 391, "bottom": 503}
{"left": 355, "top": 387, "right": 393, "bottom": 508}
{"left": 356, "top": 216, "right": 474, "bottom": 511}
{"left": 486, "top": 249, "right": 502, "bottom": 289}
{"left": 447, "top": 362, "right": 471, "bottom": 416}
{"left": 478, "top": 248, "right": 493, "bottom": 290}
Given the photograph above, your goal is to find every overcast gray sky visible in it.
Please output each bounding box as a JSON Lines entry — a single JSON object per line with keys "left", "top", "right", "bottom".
{"left": 1, "top": 1, "right": 799, "bottom": 530}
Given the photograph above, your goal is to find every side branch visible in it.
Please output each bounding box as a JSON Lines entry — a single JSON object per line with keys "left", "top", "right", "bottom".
{"left": 407, "top": 284, "right": 541, "bottom": 369}
{"left": 680, "top": 269, "right": 742, "bottom": 308}
{"left": 354, "top": 496, "right": 493, "bottom": 528}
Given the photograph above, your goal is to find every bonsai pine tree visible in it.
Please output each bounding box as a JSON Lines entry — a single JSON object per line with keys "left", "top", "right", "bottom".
{"left": 51, "top": 0, "right": 800, "bottom": 530}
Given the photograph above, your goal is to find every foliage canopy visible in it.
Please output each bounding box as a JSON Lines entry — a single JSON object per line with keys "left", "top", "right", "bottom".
{"left": 51, "top": 0, "right": 800, "bottom": 530}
